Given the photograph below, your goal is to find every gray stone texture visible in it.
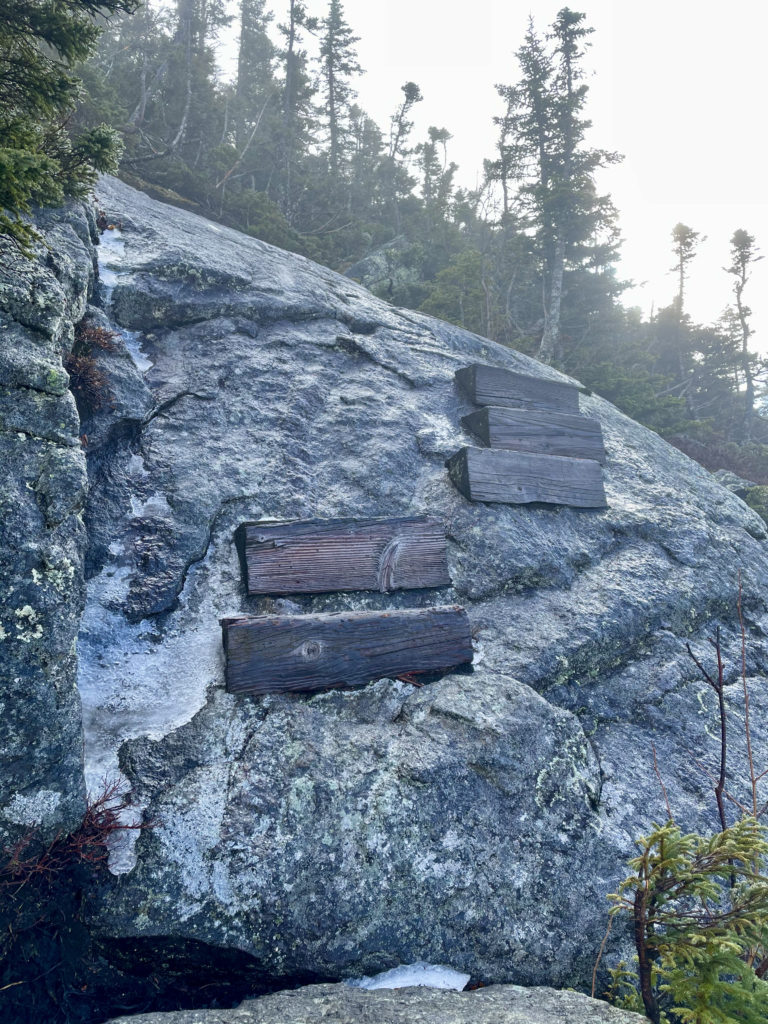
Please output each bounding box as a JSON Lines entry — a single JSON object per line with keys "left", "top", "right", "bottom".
{"left": 105, "top": 982, "right": 646, "bottom": 1024}
{"left": 7, "top": 176, "right": 768, "bottom": 999}
{"left": 0, "top": 203, "right": 98, "bottom": 846}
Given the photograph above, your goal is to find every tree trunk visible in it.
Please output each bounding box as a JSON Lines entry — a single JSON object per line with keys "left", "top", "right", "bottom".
{"left": 735, "top": 277, "right": 755, "bottom": 440}
{"left": 634, "top": 888, "right": 660, "bottom": 1024}
{"left": 327, "top": 63, "right": 338, "bottom": 180}
{"left": 538, "top": 235, "right": 565, "bottom": 364}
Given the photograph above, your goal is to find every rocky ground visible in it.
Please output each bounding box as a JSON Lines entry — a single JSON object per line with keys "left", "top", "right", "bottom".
{"left": 105, "top": 982, "right": 646, "bottom": 1024}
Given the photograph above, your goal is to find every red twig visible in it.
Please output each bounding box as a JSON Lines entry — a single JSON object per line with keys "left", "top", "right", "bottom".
{"left": 0, "top": 778, "right": 151, "bottom": 896}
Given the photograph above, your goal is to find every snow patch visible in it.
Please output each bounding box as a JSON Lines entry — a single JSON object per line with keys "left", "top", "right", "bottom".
{"left": 348, "top": 962, "right": 470, "bottom": 992}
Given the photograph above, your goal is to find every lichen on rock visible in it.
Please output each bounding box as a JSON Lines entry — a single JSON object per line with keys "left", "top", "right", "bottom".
{"left": 0, "top": 203, "right": 97, "bottom": 848}
{"left": 62, "top": 176, "right": 768, "bottom": 994}
{"left": 5, "top": 176, "right": 768, "bottom": 1007}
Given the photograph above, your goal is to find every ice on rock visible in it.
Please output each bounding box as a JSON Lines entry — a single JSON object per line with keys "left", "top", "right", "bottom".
{"left": 130, "top": 492, "right": 173, "bottom": 519}
{"left": 123, "top": 330, "right": 153, "bottom": 373}
{"left": 96, "top": 227, "right": 154, "bottom": 372}
{"left": 348, "top": 962, "right": 470, "bottom": 992}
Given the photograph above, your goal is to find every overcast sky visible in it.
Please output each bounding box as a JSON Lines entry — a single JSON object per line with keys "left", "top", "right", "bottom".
{"left": 224, "top": 1, "right": 768, "bottom": 347}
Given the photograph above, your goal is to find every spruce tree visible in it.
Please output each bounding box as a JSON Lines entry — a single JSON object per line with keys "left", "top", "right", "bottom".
{"left": 222, "top": 0, "right": 280, "bottom": 195}
{"left": 498, "top": 8, "right": 621, "bottom": 364}
{"left": 0, "top": 0, "right": 139, "bottom": 244}
{"left": 381, "top": 81, "right": 422, "bottom": 233}
{"left": 236, "top": 0, "right": 277, "bottom": 148}
{"left": 319, "top": 0, "right": 362, "bottom": 184}
{"left": 671, "top": 222, "right": 702, "bottom": 316}
{"left": 726, "top": 229, "right": 762, "bottom": 438}
{"left": 277, "top": 0, "right": 318, "bottom": 221}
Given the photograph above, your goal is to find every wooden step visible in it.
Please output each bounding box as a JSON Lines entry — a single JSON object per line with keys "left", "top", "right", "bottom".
{"left": 455, "top": 363, "right": 580, "bottom": 412}
{"left": 235, "top": 516, "right": 451, "bottom": 595}
{"left": 445, "top": 446, "right": 607, "bottom": 508}
{"left": 222, "top": 606, "right": 473, "bottom": 696}
{"left": 461, "top": 406, "right": 606, "bottom": 464}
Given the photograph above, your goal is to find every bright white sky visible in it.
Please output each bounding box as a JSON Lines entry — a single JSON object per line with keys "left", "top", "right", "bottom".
{"left": 221, "top": 0, "right": 768, "bottom": 348}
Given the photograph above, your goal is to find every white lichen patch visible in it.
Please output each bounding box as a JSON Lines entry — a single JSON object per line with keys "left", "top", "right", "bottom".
{"left": 155, "top": 763, "right": 230, "bottom": 910}
{"left": 14, "top": 604, "right": 43, "bottom": 642}
{"left": 5, "top": 788, "right": 62, "bottom": 826}
{"left": 31, "top": 558, "right": 75, "bottom": 593}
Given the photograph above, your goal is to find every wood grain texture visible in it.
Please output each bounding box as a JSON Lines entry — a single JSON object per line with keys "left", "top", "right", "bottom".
{"left": 222, "top": 606, "right": 473, "bottom": 695}
{"left": 461, "top": 406, "right": 606, "bottom": 464}
{"left": 235, "top": 516, "right": 451, "bottom": 595}
{"left": 455, "top": 363, "right": 580, "bottom": 412}
{"left": 445, "top": 446, "right": 607, "bottom": 508}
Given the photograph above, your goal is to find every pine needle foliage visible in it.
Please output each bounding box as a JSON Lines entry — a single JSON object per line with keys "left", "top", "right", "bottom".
{"left": 0, "top": 0, "right": 139, "bottom": 246}
{"left": 607, "top": 818, "right": 768, "bottom": 1023}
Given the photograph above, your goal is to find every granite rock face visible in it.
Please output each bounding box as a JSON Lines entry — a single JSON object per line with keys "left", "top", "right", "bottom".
{"left": 0, "top": 205, "right": 99, "bottom": 847}
{"left": 105, "top": 982, "right": 646, "bottom": 1024}
{"left": 18, "top": 176, "right": 768, "bottom": 993}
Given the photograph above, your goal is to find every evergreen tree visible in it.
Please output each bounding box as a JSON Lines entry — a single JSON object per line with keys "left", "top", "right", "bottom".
{"left": 235, "top": 0, "right": 277, "bottom": 151}
{"left": 277, "top": 0, "right": 318, "bottom": 221}
{"left": 319, "top": 0, "right": 362, "bottom": 183}
{"left": 726, "top": 229, "right": 763, "bottom": 438}
{"left": 0, "top": 0, "right": 139, "bottom": 245}
{"left": 485, "top": 83, "right": 519, "bottom": 219}
{"left": 653, "top": 224, "right": 703, "bottom": 410}
{"left": 415, "top": 126, "right": 457, "bottom": 223}
{"left": 388, "top": 81, "right": 422, "bottom": 161}
{"left": 381, "top": 81, "right": 422, "bottom": 233}
{"left": 671, "top": 222, "right": 702, "bottom": 316}
{"left": 209, "top": 0, "right": 280, "bottom": 200}
{"left": 498, "top": 8, "right": 621, "bottom": 364}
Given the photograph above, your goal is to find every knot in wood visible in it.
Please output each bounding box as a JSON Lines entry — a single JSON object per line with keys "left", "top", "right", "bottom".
{"left": 300, "top": 638, "right": 323, "bottom": 661}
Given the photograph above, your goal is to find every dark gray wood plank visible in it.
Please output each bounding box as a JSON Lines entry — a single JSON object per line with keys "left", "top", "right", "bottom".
{"left": 461, "top": 406, "right": 606, "bottom": 464}
{"left": 445, "top": 446, "right": 607, "bottom": 508}
{"left": 222, "top": 606, "right": 473, "bottom": 696}
{"left": 455, "top": 363, "right": 580, "bottom": 412}
{"left": 236, "top": 516, "right": 451, "bottom": 595}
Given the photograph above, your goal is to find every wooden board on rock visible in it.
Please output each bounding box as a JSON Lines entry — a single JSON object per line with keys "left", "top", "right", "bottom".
{"left": 455, "top": 363, "right": 580, "bottom": 412}
{"left": 222, "top": 606, "right": 473, "bottom": 696}
{"left": 235, "top": 516, "right": 451, "bottom": 595}
{"left": 445, "top": 446, "right": 607, "bottom": 508}
{"left": 461, "top": 406, "right": 606, "bottom": 464}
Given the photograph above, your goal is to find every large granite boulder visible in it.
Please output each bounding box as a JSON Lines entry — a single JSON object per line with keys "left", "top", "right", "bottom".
{"left": 0, "top": 204, "right": 98, "bottom": 848}
{"left": 27, "top": 175, "right": 767, "bottom": 995}
{"left": 105, "top": 981, "right": 646, "bottom": 1024}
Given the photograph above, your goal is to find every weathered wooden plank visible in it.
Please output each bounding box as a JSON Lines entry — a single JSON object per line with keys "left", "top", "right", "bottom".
{"left": 235, "top": 516, "right": 451, "bottom": 595}
{"left": 222, "top": 606, "right": 473, "bottom": 696}
{"left": 461, "top": 406, "right": 606, "bottom": 464}
{"left": 445, "top": 446, "right": 607, "bottom": 508}
{"left": 455, "top": 363, "right": 580, "bottom": 412}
